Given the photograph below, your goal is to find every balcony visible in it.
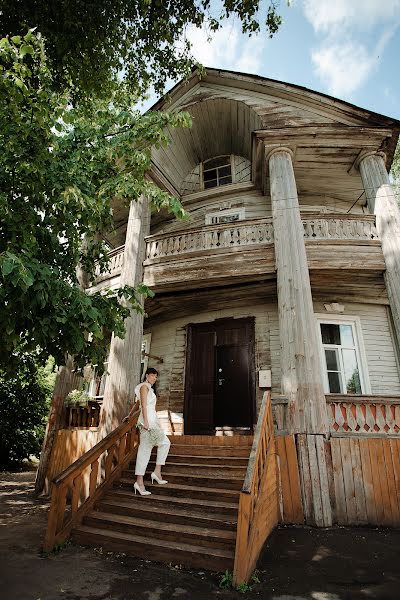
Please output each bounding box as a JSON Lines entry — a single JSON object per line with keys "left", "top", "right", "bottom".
{"left": 92, "top": 214, "right": 384, "bottom": 293}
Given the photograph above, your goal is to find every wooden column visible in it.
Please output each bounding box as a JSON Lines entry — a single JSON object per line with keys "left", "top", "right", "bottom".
{"left": 268, "top": 147, "right": 327, "bottom": 434}
{"left": 359, "top": 152, "right": 400, "bottom": 346}
{"left": 267, "top": 146, "right": 331, "bottom": 526}
{"left": 100, "top": 195, "right": 151, "bottom": 435}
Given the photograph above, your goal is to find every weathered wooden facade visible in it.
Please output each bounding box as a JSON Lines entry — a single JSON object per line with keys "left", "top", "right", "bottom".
{"left": 42, "top": 69, "right": 400, "bottom": 582}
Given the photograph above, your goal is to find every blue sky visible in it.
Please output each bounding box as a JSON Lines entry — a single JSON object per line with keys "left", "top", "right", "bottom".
{"left": 150, "top": 0, "right": 400, "bottom": 120}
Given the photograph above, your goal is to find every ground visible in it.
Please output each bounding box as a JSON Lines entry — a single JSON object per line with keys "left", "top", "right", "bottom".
{"left": 1, "top": 469, "right": 399, "bottom": 600}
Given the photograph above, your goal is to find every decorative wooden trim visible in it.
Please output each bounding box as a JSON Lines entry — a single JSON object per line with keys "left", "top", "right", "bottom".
{"left": 326, "top": 395, "right": 400, "bottom": 435}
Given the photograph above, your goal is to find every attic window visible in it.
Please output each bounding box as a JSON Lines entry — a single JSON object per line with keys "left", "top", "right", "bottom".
{"left": 202, "top": 156, "right": 232, "bottom": 189}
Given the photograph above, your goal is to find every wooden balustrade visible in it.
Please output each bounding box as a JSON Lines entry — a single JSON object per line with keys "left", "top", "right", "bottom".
{"left": 94, "top": 245, "right": 125, "bottom": 281}
{"left": 303, "top": 214, "right": 378, "bottom": 241}
{"left": 326, "top": 394, "right": 400, "bottom": 436}
{"left": 91, "top": 215, "right": 380, "bottom": 287}
{"left": 233, "top": 392, "right": 279, "bottom": 585}
{"left": 43, "top": 409, "right": 140, "bottom": 552}
{"left": 64, "top": 400, "right": 103, "bottom": 429}
{"left": 144, "top": 218, "right": 275, "bottom": 262}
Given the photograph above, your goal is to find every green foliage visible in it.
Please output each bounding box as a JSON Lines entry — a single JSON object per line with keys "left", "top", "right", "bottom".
{"left": 0, "top": 1, "right": 285, "bottom": 100}
{"left": 0, "top": 355, "right": 53, "bottom": 467}
{"left": 218, "top": 569, "right": 261, "bottom": 592}
{"left": 0, "top": 32, "right": 191, "bottom": 372}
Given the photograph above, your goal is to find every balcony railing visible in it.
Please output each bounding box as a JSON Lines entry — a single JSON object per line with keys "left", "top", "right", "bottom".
{"left": 94, "top": 214, "right": 380, "bottom": 283}
{"left": 145, "top": 218, "right": 274, "bottom": 263}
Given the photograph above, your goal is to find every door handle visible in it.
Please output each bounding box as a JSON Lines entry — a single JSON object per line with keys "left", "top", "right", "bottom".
{"left": 218, "top": 378, "right": 225, "bottom": 386}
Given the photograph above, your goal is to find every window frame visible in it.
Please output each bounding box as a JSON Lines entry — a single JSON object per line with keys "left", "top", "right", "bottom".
{"left": 315, "top": 314, "right": 371, "bottom": 395}
{"left": 201, "top": 155, "right": 234, "bottom": 191}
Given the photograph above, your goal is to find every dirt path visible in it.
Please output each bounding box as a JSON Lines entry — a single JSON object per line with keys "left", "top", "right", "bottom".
{"left": 1, "top": 470, "right": 399, "bottom": 599}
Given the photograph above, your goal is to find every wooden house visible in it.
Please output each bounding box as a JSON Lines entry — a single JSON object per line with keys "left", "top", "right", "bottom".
{"left": 41, "top": 69, "right": 400, "bottom": 583}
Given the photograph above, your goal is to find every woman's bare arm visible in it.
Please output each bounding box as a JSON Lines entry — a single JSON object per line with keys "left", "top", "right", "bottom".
{"left": 140, "top": 384, "right": 150, "bottom": 430}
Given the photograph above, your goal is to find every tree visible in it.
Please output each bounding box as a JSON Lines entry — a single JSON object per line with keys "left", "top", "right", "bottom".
{"left": 0, "top": 2, "right": 285, "bottom": 372}
{"left": 0, "top": 1, "right": 285, "bottom": 100}
{"left": 0, "top": 355, "right": 54, "bottom": 467}
{"left": 0, "top": 32, "right": 190, "bottom": 372}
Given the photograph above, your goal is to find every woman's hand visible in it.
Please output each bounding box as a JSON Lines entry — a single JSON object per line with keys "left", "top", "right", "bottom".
{"left": 143, "top": 419, "right": 150, "bottom": 431}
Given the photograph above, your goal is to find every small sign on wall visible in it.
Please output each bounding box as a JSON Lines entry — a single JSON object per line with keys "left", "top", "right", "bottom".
{"left": 259, "top": 369, "right": 272, "bottom": 388}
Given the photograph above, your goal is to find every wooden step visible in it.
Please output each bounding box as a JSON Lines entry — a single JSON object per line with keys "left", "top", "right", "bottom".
{"left": 72, "top": 525, "right": 234, "bottom": 572}
{"left": 117, "top": 478, "right": 240, "bottom": 501}
{"left": 153, "top": 453, "right": 249, "bottom": 466}
{"left": 106, "top": 488, "right": 239, "bottom": 515}
{"left": 83, "top": 511, "right": 236, "bottom": 550}
{"left": 145, "top": 461, "right": 247, "bottom": 476}
{"left": 96, "top": 497, "right": 238, "bottom": 530}
{"left": 121, "top": 470, "right": 243, "bottom": 490}
{"left": 167, "top": 444, "right": 251, "bottom": 457}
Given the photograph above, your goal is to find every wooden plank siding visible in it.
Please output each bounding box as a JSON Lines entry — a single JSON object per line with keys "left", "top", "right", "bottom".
{"left": 45, "top": 429, "right": 99, "bottom": 494}
{"left": 275, "top": 435, "right": 304, "bottom": 524}
{"left": 330, "top": 437, "right": 400, "bottom": 526}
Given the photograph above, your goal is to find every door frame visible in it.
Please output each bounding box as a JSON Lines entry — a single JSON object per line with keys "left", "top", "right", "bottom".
{"left": 183, "top": 316, "right": 256, "bottom": 434}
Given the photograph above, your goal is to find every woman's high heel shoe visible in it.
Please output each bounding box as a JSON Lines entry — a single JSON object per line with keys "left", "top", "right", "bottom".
{"left": 134, "top": 482, "right": 151, "bottom": 496}
{"left": 151, "top": 472, "right": 168, "bottom": 485}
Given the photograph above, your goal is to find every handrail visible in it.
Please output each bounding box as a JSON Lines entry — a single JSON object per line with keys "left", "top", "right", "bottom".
{"left": 233, "top": 391, "right": 278, "bottom": 585}
{"left": 43, "top": 409, "right": 140, "bottom": 551}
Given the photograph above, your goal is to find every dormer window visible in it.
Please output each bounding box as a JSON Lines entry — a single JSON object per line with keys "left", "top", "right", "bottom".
{"left": 202, "top": 156, "right": 232, "bottom": 189}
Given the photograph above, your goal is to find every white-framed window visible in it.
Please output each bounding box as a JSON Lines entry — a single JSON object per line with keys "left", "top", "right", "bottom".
{"left": 205, "top": 207, "right": 245, "bottom": 225}
{"left": 316, "top": 315, "right": 371, "bottom": 395}
{"left": 141, "top": 333, "right": 152, "bottom": 380}
{"left": 85, "top": 361, "right": 109, "bottom": 399}
{"left": 202, "top": 155, "right": 233, "bottom": 190}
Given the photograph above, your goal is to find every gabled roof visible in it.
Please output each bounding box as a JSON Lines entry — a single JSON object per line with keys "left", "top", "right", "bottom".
{"left": 148, "top": 67, "right": 399, "bottom": 199}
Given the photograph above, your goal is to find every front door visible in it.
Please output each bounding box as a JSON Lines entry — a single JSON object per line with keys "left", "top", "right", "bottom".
{"left": 184, "top": 317, "right": 255, "bottom": 434}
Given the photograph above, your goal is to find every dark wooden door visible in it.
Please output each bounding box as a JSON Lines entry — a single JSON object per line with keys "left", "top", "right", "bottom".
{"left": 215, "top": 344, "right": 251, "bottom": 427}
{"left": 184, "top": 317, "right": 254, "bottom": 434}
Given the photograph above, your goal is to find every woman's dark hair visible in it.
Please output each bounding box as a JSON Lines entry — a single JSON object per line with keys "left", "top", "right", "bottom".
{"left": 143, "top": 367, "right": 159, "bottom": 393}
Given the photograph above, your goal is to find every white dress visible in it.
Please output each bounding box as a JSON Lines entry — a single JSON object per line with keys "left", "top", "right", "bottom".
{"left": 135, "top": 382, "right": 159, "bottom": 428}
{"left": 134, "top": 382, "right": 170, "bottom": 476}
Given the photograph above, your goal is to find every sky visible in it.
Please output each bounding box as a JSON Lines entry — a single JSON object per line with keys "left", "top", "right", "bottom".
{"left": 145, "top": 0, "right": 400, "bottom": 120}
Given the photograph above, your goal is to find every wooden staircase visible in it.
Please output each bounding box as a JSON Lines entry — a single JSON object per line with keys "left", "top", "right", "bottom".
{"left": 72, "top": 439, "right": 252, "bottom": 571}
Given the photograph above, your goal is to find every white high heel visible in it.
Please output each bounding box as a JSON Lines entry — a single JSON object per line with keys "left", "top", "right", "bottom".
{"left": 151, "top": 472, "right": 168, "bottom": 485}
{"left": 134, "top": 482, "right": 151, "bottom": 496}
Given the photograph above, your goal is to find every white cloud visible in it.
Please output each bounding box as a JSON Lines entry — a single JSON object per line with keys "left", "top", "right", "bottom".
{"left": 304, "top": 0, "right": 400, "bottom": 32}
{"left": 303, "top": 0, "right": 400, "bottom": 98}
{"left": 187, "top": 22, "right": 266, "bottom": 73}
{"left": 311, "top": 27, "right": 397, "bottom": 96}
{"left": 311, "top": 41, "right": 377, "bottom": 96}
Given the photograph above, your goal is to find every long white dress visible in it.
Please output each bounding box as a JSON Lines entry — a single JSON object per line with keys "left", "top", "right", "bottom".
{"left": 134, "top": 382, "right": 170, "bottom": 476}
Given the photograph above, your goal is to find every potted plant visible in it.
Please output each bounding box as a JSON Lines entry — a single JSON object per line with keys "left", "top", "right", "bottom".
{"left": 65, "top": 389, "right": 89, "bottom": 408}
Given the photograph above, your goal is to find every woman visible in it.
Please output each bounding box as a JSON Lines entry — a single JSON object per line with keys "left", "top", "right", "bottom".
{"left": 125, "top": 367, "right": 170, "bottom": 496}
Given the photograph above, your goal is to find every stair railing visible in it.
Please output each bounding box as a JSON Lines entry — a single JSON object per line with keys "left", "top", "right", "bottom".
{"left": 43, "top": 409, "right": 140, "bottom": 552}
{"left": 233, "top": 391, "right": 278, "bottom": 585}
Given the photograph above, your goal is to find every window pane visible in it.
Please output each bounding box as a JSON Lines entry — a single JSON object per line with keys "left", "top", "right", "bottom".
{"left": 218, "top": 175, "right": 232, "bottom": 185}
{"left": 328, "top": 371, "right": 342, "bottom": 393}
{"left": 342, "top": 348, "right": 361, "bottom": 393}
{"left": 204, "top": 156, "right": 230, "bottom": 170}
{"left": 340, "top": 324, "right": 354, "bottom": 347}
{"left": 204, "top": 168, "right": 217, "bottom": 181}
{"left": 321, "top": 323, "right": 341, "bottom": 345}
{"left": 325, "top": 349, "right": 339, "bottom": 371}
{"left": 218, "top": 166, "right": 231, "bottom": 178}
{"left": 204, "top": 179, "right": 218, "bottom": 189}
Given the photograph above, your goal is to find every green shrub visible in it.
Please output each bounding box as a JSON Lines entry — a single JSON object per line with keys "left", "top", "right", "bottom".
{"left": 0, "top": 355, "right": 54, "bottom": 468}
